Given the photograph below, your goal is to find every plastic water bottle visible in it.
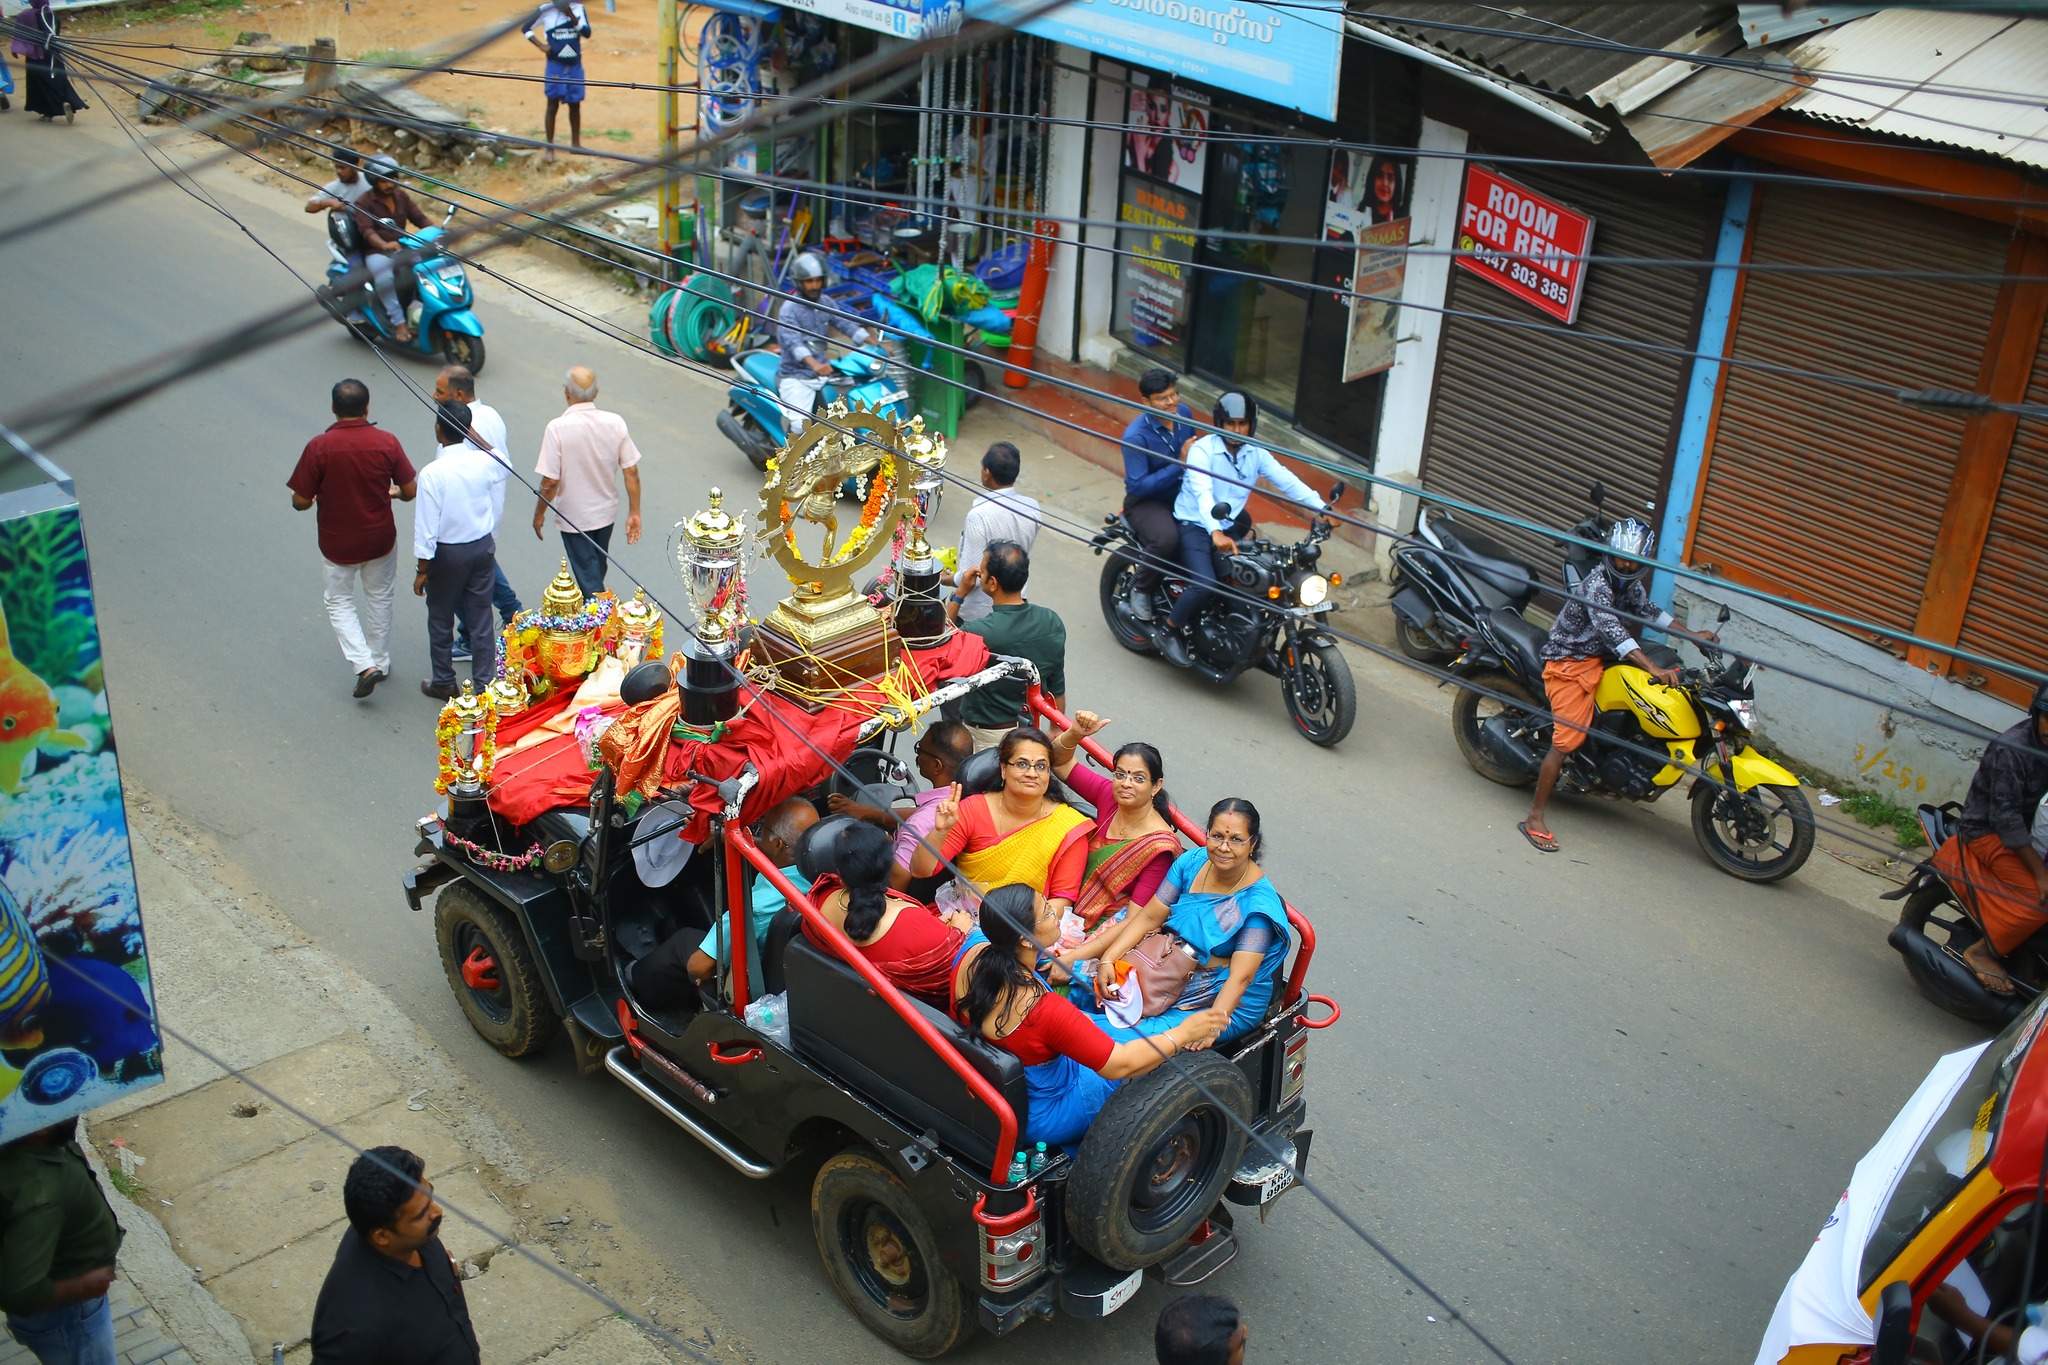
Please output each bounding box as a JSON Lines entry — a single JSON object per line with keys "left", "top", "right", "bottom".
{"left": 1028, "top": 1142, "right": 1047, "bottom": 1174}
{"left": 1007, "top": 1150, "right": 1028, "bottom": 1185}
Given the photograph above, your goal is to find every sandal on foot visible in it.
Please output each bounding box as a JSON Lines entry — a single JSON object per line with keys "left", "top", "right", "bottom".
{"left": 1519, "top": 821, "right": 1559, "bottom": 853}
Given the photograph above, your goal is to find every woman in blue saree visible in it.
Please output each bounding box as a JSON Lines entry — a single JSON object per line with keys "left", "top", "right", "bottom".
{"left": 1058, "top": 798, "right": 1290, "bottom": 1045}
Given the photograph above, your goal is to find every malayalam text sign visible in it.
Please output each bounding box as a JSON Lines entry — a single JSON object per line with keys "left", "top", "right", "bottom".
{"left": 1454, "top": 165, "right": 1595, "bottom": 325}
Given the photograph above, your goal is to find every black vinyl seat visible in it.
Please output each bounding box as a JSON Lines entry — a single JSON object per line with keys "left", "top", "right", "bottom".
{"left": 782, "top": 935, "right": 1028, "bottom": 1167}
{"left": 1436, "top": 521, "right": 1539, "bottom": 606}
{"left": 761, "top": 907, "right": 802, "bottom": 997}
{"left": 1489, "top": 607, "right": 1549, "bottom": 682}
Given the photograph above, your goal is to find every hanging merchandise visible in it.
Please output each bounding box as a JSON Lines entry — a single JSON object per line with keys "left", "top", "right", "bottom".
{"left": 698, "top": 13, "right": 766, "bottom": 137}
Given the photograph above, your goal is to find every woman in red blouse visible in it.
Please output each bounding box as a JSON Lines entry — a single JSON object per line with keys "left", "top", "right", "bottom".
{"left": 950, "top": 884, "right": 1225, "bottom": 1147}
{"left": 803, "top": 821, "right": 974, "bottom": 1009}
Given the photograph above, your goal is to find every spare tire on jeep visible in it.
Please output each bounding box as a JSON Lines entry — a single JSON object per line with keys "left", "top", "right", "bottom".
{"left": 1066, "top": 1050, "right": 1252, "bottom": 1270}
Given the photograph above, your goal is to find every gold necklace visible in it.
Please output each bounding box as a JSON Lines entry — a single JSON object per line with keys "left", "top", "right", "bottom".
{"left": 1203, "top": 861, "right": 1253, "bottom": 896}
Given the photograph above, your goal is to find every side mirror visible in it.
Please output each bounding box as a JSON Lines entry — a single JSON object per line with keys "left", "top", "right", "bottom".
{"left": 1327, "top": 481, "right": 1348, "bottom": 503}
{"left": 1871, "top": 1281, "right": 1914, "bottom": 1365}
{"left": 1717, "top": 604, "right": 1732, "bottom": 626}
{"left": 1588, "top": 481, "right": 1606, "bottom": 507}
{"left": 443, "top": 204, "right": 458, "bottom": 225}
{"left": 1211, "top": 502, "right": 1232, "bottom": 521}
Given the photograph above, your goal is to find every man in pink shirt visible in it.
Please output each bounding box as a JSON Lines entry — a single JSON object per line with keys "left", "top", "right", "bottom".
{"left": 532, "top": 365, "right": 643, "bottom": 595}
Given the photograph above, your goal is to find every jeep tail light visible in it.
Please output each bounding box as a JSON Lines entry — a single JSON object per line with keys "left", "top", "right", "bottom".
{"left": 1281, "top": 1027, "right": 1308, "bottom": 1110}
{"left": 973, "top": 1191, "right": 1046, "bottom": 1292}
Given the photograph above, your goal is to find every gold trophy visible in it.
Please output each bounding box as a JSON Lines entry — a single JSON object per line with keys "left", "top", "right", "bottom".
{"left": 750, "top": 402, "right": 918, "bottom": 704}
{"left": 615, "top": 588, "right": 664, "bottom": 669}
{"left": 535, "top": 561, "right": 598, "bottom": 688}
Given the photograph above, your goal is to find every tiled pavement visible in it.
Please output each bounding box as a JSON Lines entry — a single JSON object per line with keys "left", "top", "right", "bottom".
{"left": 0, "top": 1278, "right": 198, "bottom": 1365}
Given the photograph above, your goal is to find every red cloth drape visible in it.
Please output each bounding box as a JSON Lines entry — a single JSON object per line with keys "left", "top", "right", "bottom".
{"left": 484, "top": 631, "right": 997, "bottom": 828}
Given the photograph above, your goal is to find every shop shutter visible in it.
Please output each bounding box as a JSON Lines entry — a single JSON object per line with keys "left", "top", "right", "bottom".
{"left": 1688, "top": 184, "right": 2008, "bottom": 638}
{"left": 1954, "top": 319, "right": 2048, "bottom": 699}
{"left": 1418, "top": 159, "right": 1715, "bottom": 578}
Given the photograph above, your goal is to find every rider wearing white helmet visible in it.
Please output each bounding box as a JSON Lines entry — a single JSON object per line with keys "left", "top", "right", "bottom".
{"left": 773, "top": 251, "right": 873, "bottom": 438}
{"left": 350, "top": 154, "right": 432, "bottom": 342}
{"left": 1520, "top": 518, "right": 1717, "bottom": 853}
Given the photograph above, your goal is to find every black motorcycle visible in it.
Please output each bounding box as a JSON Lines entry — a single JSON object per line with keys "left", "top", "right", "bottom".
{"left": 1092, "top": 485, "right": 1356, "bottom": 747}
{"left": 1886, "top": 803, "right": 2042, "bottom": 1027}
{"left": 1386, "top": 505, "right": 1541, "bottom": 664}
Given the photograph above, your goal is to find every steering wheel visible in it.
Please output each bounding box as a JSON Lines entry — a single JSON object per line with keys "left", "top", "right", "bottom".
{"left": 829, "top": 746, "right": 911, "bottom": 804}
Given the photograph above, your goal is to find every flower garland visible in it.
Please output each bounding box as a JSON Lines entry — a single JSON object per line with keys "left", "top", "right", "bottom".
{"left": 432, "top": 701, "right": 497, "bottom": 795}
{"left": 867, "top": 520, "right": 911, "bottom": 605}
{"left": 439, "top": 823, "right": 543, "bottom": 872}
{"left": 529, "top": 592, "right": 617, "bottom": 635}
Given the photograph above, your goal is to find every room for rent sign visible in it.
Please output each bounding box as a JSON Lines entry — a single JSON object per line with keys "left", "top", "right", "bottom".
{"left": 1455, "top": 165, "right": 1595, "bottom": 324}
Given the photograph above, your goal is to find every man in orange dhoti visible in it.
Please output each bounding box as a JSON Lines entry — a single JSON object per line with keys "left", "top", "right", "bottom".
{"left": 1936, "top": 683, "right": 2048, "bottom": 992}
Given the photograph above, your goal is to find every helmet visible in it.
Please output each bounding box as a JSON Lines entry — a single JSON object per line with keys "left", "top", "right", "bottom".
{"left": 789, "top": 251, "right": 828, "bottom": 284}
{"left": 1213, "top": 390, "right": 1258, "bottom": 440}
{"left": 2031, "top": 680, "right": 2048, "bottom": 721}
{"left": 366, "top": 152, "right": 401, "bottom": 182}
{"left": 1604, "top": 518, "right": 1654, "bottom": 582}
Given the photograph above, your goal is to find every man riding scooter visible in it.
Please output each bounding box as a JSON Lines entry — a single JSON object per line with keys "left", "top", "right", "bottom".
{"left": 1934, "top": 682, "right": 2048, "bottom": 994}
{"left": 1155, "top": 392, "right": 1328, "bottom": 669}
{"left": 775, "top": 252, "right": 873, "bottom": 438}
{"left": 351, "top": 154, "right": 433, "bottom": 344}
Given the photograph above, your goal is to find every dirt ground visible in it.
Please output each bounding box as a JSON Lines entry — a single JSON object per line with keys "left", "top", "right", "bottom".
{"left": 69, "top": 0, "right": 684, "bottom": 201}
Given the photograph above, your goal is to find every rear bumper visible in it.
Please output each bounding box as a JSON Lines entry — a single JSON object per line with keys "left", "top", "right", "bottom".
{"left": 978, "top": 1256, "right": 1147, "bottom": 1335}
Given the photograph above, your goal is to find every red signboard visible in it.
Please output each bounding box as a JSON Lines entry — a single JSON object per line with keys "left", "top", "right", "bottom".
{"left": 1454, "top": 165, "right": 1596, "bottom": 325}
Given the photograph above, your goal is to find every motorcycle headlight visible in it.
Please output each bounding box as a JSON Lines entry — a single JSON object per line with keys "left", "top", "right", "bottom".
{"left": 1728, "top": 698, "right": 1759, "bottom": 731}
{"left": 1296, "top": 574, "right": 1329, "bottom": 608}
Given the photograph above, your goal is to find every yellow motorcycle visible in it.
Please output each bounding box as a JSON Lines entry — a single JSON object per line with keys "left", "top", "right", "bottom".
{"left": 1448, "top": 603, "right": 1816, "bottom": 882}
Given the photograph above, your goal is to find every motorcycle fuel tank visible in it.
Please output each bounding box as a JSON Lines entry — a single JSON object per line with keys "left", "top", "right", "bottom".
{"left": 1595, "top": 665, "right": 1700, "bottom": 741}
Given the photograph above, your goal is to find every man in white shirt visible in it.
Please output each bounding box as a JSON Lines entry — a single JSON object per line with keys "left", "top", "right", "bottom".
{"left": 944, "top": 442, "right": 1038, "bottom": 623}
{"left": 1158, "top": 391, "right": 1327, "bottom": 669}
{"left": 302, "top": 149, "right": 371, "bottom": 214}
{"left": 435, "top": 365, "right": 522, "bottom": 660}
{"left": 413, "top": 401, "right": 507, "bottom": 698}
{"left": 532, "top": 365, "right": 642, "bottom": 596}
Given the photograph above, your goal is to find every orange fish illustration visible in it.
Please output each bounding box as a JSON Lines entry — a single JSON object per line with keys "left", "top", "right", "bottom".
{"left": 0, "top": 603, "right": 87, "bottom": 794}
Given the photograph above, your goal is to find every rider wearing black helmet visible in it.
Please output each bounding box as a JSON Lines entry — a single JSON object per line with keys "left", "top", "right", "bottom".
{"left": 773, "top": 251, "right": 874, "bottom": 439}
{"left": 1935, "top": 680, "right": 2048, "bottom": 993}
{"left": 1155, "top": 391, "right": 1329, "bottom": 669}
{"left": 1519, "top": 518, "right": 1717, "bottom": 853}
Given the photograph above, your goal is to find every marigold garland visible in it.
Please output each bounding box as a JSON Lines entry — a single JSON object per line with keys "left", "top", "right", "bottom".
{"left": 440, "top": 824, "right": 542, "bottom": 872}
{"left": 433, "top": 697, "right": 497, "bottom": 795}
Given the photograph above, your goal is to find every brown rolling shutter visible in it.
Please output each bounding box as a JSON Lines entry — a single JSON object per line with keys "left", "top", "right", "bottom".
{"left": 1954, "top": 320, "right": 2048, "bottom": 699}
{"left": 1418, "top": 158, "right": 1715, "bottom": 576}
{"left": 1688, "top": 184, "right": 2008, "bottom": 638}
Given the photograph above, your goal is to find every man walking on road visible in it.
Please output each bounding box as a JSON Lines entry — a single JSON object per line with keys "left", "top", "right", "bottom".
{"left": 944, "top": 442, "right": 1037, "bottom": 623}
{"left": 955, "top": 542, "right": 1065, "bottom": 750}
{"left": 433, "top": 365, "right": 521, "bottom": 660}
{"left": 289, "top": 378, "right": 417, "bottom": 700}
{"left": 1119, "top": 368, "right": 1193, "bottom": 622}
{"left": 0, "top": 1116, "right": 124, "bottom": 1365}
{"left": 1156, "top": 1295, "right": 1248, "bottom": 1365}
{"left": 310, "top": 1146, "right": 479, "bottom": 1365}
{"left": 414, "top": 401, "right": 504, "bottom": 699}
{"left": 533, "top": 366, "right": 642, "bottom": 597}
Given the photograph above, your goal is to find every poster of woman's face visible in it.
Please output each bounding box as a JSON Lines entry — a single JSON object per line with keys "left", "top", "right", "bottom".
{"left": 1322, "top": 151, "right": 1413, "bottom": 241}
{"left": 1125, "top": 87, "right": 1173, "bottom": 181}
{"left": 1124, "top": 78, "right": 1210, "bottom": 190}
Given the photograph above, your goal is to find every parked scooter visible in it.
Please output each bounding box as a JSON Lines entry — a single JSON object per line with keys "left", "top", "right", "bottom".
{"left": 1447, "top": 600, "right": 1817, "bottom": 881}
{"left": 1387, "top": 506, "right": 1541, "bottom": 664}
{"left": 716, "top": 345, "right": 911, "bottom": 470}
{"left": 1884, "top": 803, "right": 2041, "bottom": 1026}
{"left": 1094, "top": 484, "right": 1357, "bottom": 747}
{"left": 319, "top": 203, "right": 486, "bottom": 371}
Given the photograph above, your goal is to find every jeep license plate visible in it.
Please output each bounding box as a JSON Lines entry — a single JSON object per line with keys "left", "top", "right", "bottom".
{"left": 1102, "top": 1268, "right": 1144, "bottom": 1316}
{"left": 1257, "top": 1164, "right": 1296, "bottom": 1203}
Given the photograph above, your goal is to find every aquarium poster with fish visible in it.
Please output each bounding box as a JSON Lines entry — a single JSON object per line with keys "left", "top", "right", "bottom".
{"left": 0, "top": 485, "right": 160, "bottom": 1144}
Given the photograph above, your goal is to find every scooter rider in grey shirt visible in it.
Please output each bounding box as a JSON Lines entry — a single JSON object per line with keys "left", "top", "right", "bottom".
{"left": 775, "top": 252, "right": 873, "bottom": 438}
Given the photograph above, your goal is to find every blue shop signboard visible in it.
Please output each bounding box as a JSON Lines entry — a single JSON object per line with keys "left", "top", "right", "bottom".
{"left": 972, "top": 0, "right": 1344, "bottom": 121}
{"left": 776, "top": 0, "right": 967, "bottom": 39}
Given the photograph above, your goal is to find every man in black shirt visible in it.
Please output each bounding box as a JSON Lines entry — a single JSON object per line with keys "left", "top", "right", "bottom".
{"left": 310, "top": 1146, "right": 478, "bottom": 1365}
{"left": 1934, "top": 682, "right": 2048, "bottom": 992}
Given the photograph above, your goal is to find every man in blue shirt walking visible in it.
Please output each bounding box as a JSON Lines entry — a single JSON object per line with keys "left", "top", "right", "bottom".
{"left": 1119, "top": 368, "right": 1193, "bottom": 622}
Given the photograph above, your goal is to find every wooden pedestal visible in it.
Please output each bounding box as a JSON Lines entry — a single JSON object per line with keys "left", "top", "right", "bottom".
{"left": 750, "top": 616, "right": 898, "bottom": 711}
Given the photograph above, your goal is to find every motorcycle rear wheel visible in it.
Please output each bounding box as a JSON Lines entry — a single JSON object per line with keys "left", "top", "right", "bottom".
{"left": 439, "top": 330, "right": 486, "bottom": 374}
{"left": 1283, "top": 640, "right": 1355, "bottom": 746}
{"left": 1098, "top": 552, "right": 1159, "bottom": 657}
{"left": 1450, "top": 672, "right": 1541, "bottom": 787}
{"left": 1690, "top": 781, "right": 1816, "bottom": 883}
{"left": 1394, "top": 615, "right": 1460, "bottom": 665}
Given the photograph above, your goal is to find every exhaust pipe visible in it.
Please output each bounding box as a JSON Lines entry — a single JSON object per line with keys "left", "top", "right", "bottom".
{"left": 1478, "top": 714, "right": 1540, "bottom": 778}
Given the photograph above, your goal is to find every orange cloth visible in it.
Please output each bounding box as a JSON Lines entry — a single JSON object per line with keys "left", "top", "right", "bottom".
{"left": 1542, "top": 656, "right": 1604, "bottom": 754}
{"left": 1934, "top": 831, "right": 2047, "bottom": 955}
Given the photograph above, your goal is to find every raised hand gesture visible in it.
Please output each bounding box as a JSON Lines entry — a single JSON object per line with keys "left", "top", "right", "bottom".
{"left": 932, "top": 782, "right": 963, "bottom": 836}
{"left": 1068, "top": 710, "right": 1111, "bottom": 741}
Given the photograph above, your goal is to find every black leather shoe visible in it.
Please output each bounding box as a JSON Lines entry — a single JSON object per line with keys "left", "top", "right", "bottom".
{"left": 420, "top": 680, "right": 458, "bottom": 700}
{"left": 1156, "top": 629, "right": 1193, "bottom": 669}
{"left": 353, "top": 668, "right": 386, "bottom": 699}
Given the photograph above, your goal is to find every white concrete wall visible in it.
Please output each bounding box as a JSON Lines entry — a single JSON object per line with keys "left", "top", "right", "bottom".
{"left": 1675, "top": 581, "right": 2021, "bottom": 805}
{"left": 1037, "top": 46, "right": 1093, "bottom": 363}
{"left": 1078, "top": 60, "right": 1127, "bottom": 370}
{"left": 1369, "top": 117, "right": 1469, "bottom": 571}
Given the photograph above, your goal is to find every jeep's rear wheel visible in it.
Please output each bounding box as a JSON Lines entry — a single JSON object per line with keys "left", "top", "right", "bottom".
{"left": 434, "top": 883, "right": 558, "bottom": 1057}
{"left": 1067, "top": 1050, "right": 1251, "bottom": 1270}
{"left": 812, "top": 1150, "right": 969, "bottom": 1358}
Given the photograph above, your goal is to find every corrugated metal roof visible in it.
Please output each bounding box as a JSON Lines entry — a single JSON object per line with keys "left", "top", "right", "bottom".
{"left": 1624, "top": 57, "right": 1807, "bottom": 169}
{"left": 1784, "top": 9, "right": 2048, "bottom": 169}
{"left": 1362, "top": 3, "right": 1732, "bottom": 101}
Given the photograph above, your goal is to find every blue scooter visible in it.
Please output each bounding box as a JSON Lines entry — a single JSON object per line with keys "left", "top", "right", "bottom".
{"left": 321, "top": 206, "right": 487, "bottom": 372}
{"left": 716, "top": 344, "right": 911, "bottom": 470}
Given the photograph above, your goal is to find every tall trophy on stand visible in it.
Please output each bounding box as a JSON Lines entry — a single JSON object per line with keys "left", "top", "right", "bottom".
{"left": 892, "top": 416, "right": 950, "bottom": 647}
{"left": 676, "top": 489, "right": 747, "bottom": 725}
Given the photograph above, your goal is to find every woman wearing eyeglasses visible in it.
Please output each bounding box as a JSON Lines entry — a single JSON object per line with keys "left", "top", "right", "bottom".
{"left": 1047, "top": 712, "right": 1180, "bottom": 949}
{"left": 910, "top": 728, "right": 1089, "bottom": 915}
{"left": 1060, "top": 798, "right": 1290, "bottom": 1046}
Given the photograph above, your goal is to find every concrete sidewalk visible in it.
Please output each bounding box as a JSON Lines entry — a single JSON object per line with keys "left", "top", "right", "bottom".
{"left": 50, "top": 790, "right": 763, "bottom": 1365}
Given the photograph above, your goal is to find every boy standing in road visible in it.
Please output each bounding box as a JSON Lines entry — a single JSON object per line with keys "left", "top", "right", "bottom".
{"left": 527, "top": 1, "right": 590, "bottom": 163}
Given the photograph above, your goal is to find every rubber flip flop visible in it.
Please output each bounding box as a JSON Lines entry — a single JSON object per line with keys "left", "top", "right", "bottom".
{"left": 1519, "top": 821, "right": 1559, "bottom": 854}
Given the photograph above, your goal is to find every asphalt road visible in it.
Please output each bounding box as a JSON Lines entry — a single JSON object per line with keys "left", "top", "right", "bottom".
{"left": 0, "top": 117, "right": 1988, "bottom": 1364}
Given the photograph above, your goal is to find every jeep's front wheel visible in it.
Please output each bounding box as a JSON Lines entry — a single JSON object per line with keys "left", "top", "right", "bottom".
{"left": 812, "top": 1150, "right": 970, "bottom": 1358}
{"left": 434, "top": 883, "right": 558, "bottom": 1057}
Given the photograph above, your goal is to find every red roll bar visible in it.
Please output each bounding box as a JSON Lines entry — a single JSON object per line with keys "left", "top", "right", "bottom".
{"left": 726, "top": 825, "right": 1021, "bottom": 1186}
{"left": 1026, "top": 689, "right": 1321, "bottom": 1009}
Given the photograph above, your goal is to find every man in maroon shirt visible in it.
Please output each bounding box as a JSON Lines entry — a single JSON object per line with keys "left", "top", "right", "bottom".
{"left": 289, "top": 379, "right": 418, "bottom": 698}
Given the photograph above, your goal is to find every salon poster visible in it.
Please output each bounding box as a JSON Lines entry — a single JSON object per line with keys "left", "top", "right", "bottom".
{"left": 1114, "top": 177, "right": 1200, "bottom": 350}
{"left": 0, "top": 495, "right": 161, "bottom": 1143}
{"left": 1343, "top": 218, "right": 1408, "bottom": 382}
{"left": 1325, "top": 151, "right": 1412, "bottom": 243}
{"left": 1124, "top": 75, "right": 1209, "bottom": 191}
